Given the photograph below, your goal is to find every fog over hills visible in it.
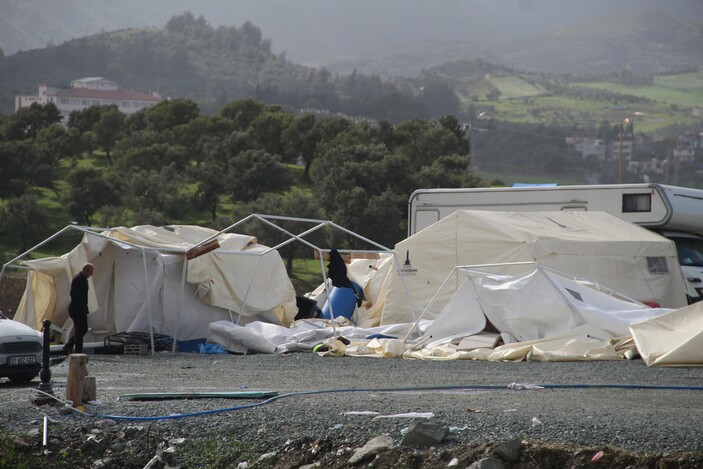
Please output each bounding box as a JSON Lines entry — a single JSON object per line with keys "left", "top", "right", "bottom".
{"left": 1, "top": 0, "right": 702, "bottom": 75}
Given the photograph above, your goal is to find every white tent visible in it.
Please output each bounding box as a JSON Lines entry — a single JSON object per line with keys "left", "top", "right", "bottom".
{"left": 9, "top": 224, "right": 298, "bottom": 349}
{"left": 381, "top": 210, "right": 687, "bottom": 325}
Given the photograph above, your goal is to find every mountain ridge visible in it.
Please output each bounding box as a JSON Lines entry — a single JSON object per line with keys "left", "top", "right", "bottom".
{"left": 319, "top": 9, "right": 703, "bottom": 77}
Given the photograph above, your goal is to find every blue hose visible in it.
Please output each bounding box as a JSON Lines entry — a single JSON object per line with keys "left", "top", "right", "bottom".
{"left": 97, "top": 383, "right": 703, "bottom": 422}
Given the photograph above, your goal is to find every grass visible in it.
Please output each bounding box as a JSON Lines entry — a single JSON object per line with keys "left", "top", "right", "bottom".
{"left": 574, "top": 70, "right": 703, "bottom": 108}
{"left": 491, "top": 76, "right": 544, "bottom": 98}
{"left": 0, "top": 430, "right": 32, "bottom": 469}
{"left": 290, "top": 256, "right": 325, "bottom": 294}
{"left": 461, "top": 70, "right": 703, "bottom": 133}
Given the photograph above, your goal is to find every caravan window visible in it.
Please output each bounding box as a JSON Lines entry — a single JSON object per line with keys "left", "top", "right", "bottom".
{"left": 670, "top": 237, "right": 703, "bottom": 267}
{"left": 622, "top": 193, "right": 651, "bottom": 212}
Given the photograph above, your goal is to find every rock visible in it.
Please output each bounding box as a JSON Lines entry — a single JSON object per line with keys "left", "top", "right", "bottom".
{"left": 258, "top": 451, "right": 277, "bottom": 461}
{"left": 348, "top": 434, "right": 394, "bottom": 464}
{"left": 400, "top": 420, "right": 448, "bottom": 447}
{"left": 493, "top": 438, "right": 522, "bottom": 462}
{"left": 92, "top": 458, "right": 115, "bottom": 469}
{"left": 299, "top": 463, "right": 321, "bottom": 469}
{"left": 468, "top": 457, "right": 506, "bottom": 469}
{"left": 83, "top": 434, "right": 109, "bottom": 457}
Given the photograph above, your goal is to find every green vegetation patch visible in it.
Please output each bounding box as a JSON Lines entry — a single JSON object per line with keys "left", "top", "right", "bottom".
{"left": 491, "top": 76, "right": 544, "bottom": 99}
{"left": 575, "top": 71, "right": 703, "bottom": 108}
{"left": 654, "top": 70, "right": 703, "bottom": 94}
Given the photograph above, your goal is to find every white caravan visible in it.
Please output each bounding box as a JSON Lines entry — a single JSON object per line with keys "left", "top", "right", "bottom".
{"left": 408, "top": 183, "right": 703, "bottom": 303}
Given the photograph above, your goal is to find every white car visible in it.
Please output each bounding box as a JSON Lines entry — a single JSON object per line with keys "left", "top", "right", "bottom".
{"left": 0, "top": 312, "right": 43, "bottom": 383}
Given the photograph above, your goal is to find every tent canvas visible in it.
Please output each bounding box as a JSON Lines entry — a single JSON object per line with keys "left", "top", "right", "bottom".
{"left": 10, "top": 224, "right": 298, "bottom": 348}
{"left": 630, "top": 300, "right": 703, "bottom": 367}
{"left": 5, "top": 214, "right": 415, "bottom": 351}
{"left": 381, "top": 210, "right": 687, "bottom": 325}
{"left": 413, "top": 263, "right": 671, "bottom": 349}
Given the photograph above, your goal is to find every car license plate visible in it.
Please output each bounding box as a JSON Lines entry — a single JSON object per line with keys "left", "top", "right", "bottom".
{"left": 8, "top": 355, "right": 35, "bottom": 366}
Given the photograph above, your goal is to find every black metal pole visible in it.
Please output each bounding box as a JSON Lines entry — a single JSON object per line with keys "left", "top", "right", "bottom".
{"left": 37, "top": 319, "right": 53, "bottom": 396}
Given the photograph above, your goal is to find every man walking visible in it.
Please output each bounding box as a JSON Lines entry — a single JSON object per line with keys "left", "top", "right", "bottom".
{"left": 63, "top": 263, "right": 94, "bottom": 354}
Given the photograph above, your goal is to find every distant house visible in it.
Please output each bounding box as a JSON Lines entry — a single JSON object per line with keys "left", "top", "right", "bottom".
{"left": 609, "top": 139, "right": 633, "bottom": 162}
{"left": 573, "top": 137, "right": 606, "bottom": 160}
{"left": 672, "top": 133, "right": 699, "bottom": 164}
{"left": 15, "top": 77, "right": 162, "bottom": 124}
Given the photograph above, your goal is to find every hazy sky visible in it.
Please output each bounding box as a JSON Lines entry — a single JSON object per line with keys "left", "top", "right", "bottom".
{"left": 2, "top": 0, "right": 702, "bottom": 64}
{"left": 149, "top": 0, "right": 703, "bottom": 64}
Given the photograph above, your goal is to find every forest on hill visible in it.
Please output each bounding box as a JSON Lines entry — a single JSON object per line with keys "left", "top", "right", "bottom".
{"left": 0, "top": 13, "right": 449, "bottom": 123}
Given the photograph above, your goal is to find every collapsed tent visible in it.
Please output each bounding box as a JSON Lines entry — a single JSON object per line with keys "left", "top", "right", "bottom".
{"left": 11, "top": 225, "right": 298, "bottom": 347}
{"left": 381, "top": 210, "right": 687, "bottom": 325}
{"left": 404, "top": 263, "right": 670, "bottom": 361}
{"left": 630, "top": 300, "right": 703, "bottom": 367}
{"left": 208, "top": 262, "right": 680, "bottom": 363}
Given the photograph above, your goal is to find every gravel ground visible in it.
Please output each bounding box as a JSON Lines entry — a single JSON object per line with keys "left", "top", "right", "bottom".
{"left": 1, "top": 351, "right": 703, "bottom": 467}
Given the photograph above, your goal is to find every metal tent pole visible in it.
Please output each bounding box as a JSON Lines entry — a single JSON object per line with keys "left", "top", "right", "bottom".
{"left": 141, "top": 248, "right": 155, "bottom": 356}
{"left": 172, "top": 257, "right": 189, "bottom": 353}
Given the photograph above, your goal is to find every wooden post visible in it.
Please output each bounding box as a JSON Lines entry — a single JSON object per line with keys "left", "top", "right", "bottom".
{"left": 66, "top": 354, "right": 89, "bottom": 408}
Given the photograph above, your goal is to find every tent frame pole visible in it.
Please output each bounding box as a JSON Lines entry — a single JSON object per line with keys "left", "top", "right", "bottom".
{"left": 173, "top": 258, "right": 188, "bottom": 353}
{"left": 186, "top": 214, "right": 411, "bottom": 337}
{"left": 141, "top": 248, "right": 156, "bottom": 356}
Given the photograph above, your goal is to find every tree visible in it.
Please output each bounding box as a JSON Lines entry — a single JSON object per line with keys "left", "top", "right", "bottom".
{"left": 436, "top": 115, "right": 470, "bottom": 156}
{"left": 486, "top": 88, "right": 502, "bottom": 101}
{"left": 420, "top": 82, "right": 460, "bottom": 118}
{"left": 93, "top": 105, "right": 126, "bottom": 166}
{"left": 416, "top": 154, "right": 471, "bottom": 188}
{"left": 393, "top": 119, "right": 460, "bottom": 167}
{"left": 227, "top": 150, "right": 292, "bottom": 203}
{"left": 247, "top": 110, "right": 293, "bottom": 159}
{"left": 144, "top": 99, "right": 200, "bottom": 132}
{"left": 175, "top": 115, "right": 233, "bottom": 168}
{"left": 68, "top": 105, "right": 106, "bottom": 133}
{"left": 310, "top": 143, "right": 407, "bottom": 244}
{"left": 218, "top": 99, "right": 266, "bottom": 131}
{"left": 0, "top": 140, "right": 55, "bottom": 196}
{"left": 0, "top": 194, "right": 48, "bottom": 251}
{"left": 62, "top": 168, "right": 117, "bottom": 225}
{"left": 4, "top": 103, "right": 62, "bottom": 141}
{"left": 121, "top": 167, "right": 187, "bottom": 220}
{"left": 35, "top": 124, "right": 83, "bottom": 162}
{"left": 283, "top": 114, "right": 319, "bottom": 179}
{"left": 195, "top": 157, "right": 228, "bottom": 221}
{"left": 114, "top": 137, "right": 189, "bottom": 173}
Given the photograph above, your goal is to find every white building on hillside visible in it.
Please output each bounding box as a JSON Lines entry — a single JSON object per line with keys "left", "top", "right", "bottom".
{"left": 15, "top": 77, "right": 162, "bottom": 124}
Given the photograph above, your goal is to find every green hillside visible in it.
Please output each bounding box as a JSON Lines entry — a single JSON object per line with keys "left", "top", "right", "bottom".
{"left": 0, "top": 13, "right": 435, "bottom": 122}
{"left": 575, "top": 71, "right": 703, "bottom": 108}
{"left": 491, "top": 77, "right": 545, "bottom": 99}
